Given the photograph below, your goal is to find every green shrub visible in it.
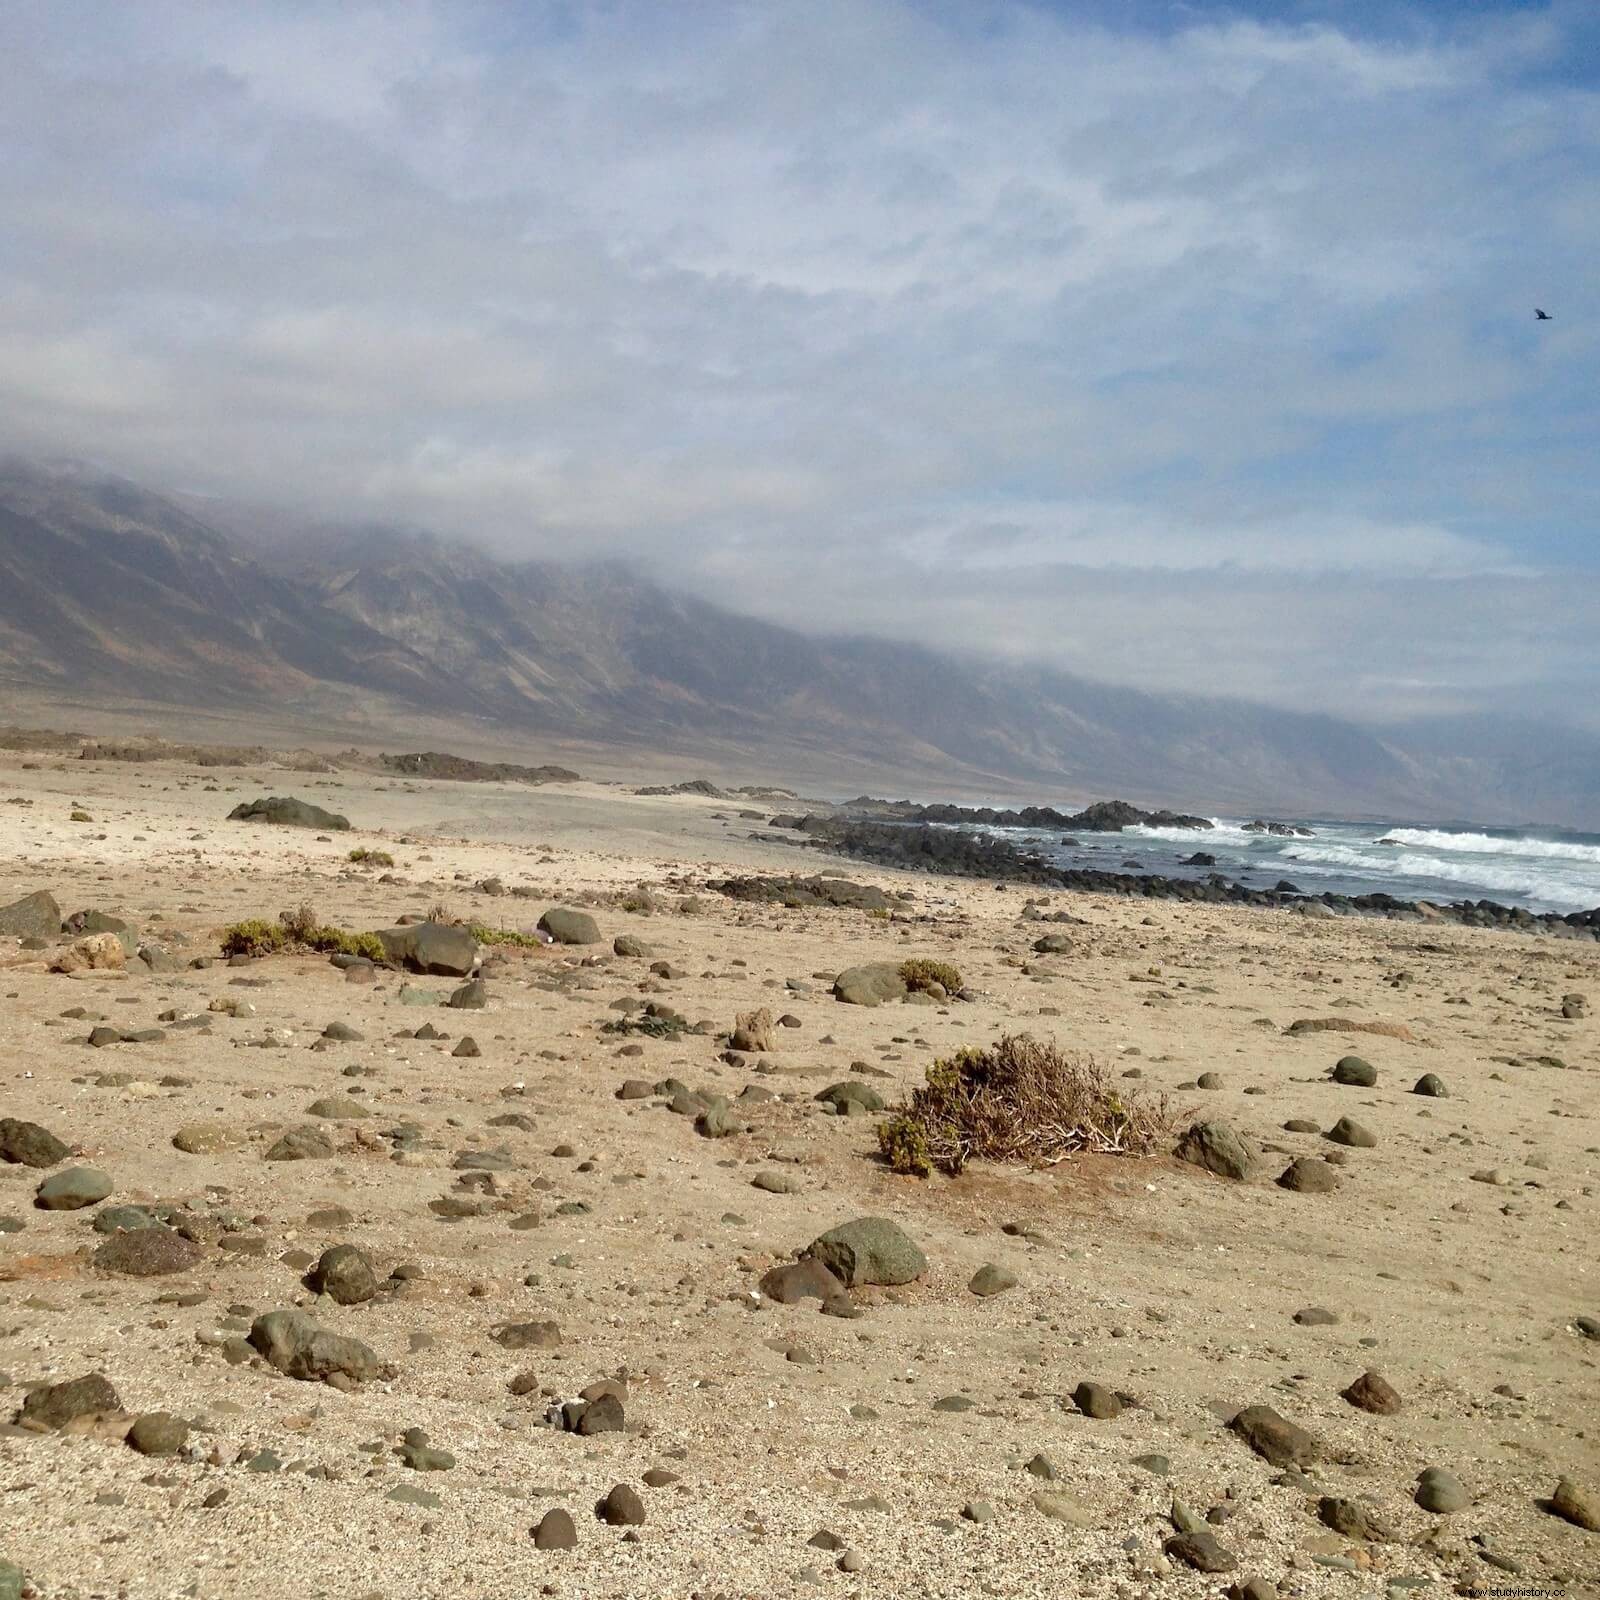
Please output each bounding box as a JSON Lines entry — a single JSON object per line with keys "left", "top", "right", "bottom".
{"left": 878, "top": 1034, "right": 1171, "bottom": 1178}
{"left": 221, "top": 919, "right": 288, "bottom": 958}
{"left": 221, "top": 908, "right": 384, "bottom": 962}
{"left": 348, "top": 847, "right": 395, "bottom": 867}
{"left": 900, "top": 957, "right": 963, "bottom": 995}
{"left": 469, "top": 923, "right": 544, "bottom": 949}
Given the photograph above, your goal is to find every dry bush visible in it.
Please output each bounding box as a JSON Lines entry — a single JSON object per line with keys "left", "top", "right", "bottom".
{"left": 878, "top": 1033, "right": 1172, "bottom": 1178}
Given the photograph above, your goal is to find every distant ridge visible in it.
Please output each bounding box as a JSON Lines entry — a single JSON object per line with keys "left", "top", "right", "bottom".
{"left": 1, "top": 458, "right": 1596, "bottom": 827}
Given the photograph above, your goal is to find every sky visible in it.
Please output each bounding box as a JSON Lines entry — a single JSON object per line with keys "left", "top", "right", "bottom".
{"left": 1, "top": 0, "right": 1595, "bottom": 728}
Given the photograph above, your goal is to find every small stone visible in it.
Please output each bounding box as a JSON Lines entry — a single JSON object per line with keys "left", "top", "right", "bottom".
{"left": 1414, "top": 1466, "right": 1469, "bottom": 1514}
{"left": 1330, "top": 1056, "right": 1376, "bottom": 1086}
{"left": 1033, "top": 1492, "right": 1094, "bottom": 1527}
{"left": 265, "top": 1126, "right": 334, "bottom": 1161}
{"left": 1341, "top": 1370, "right": 1402, "bottom": 1415}
{"left": 1073, "top": 1381, "right": 1121, "bottom": 1419}
{"left": 1229, "top": 1404, "right": 1316, "bottom": 1468}
{"left": 493, "top": 1320, "right": 561, "bottom": 1350}
{"left": 532, "top": 1508, "right": 578, "bottom": 1549}
{"left": 598, "top": 1483, "right": 645, "bottom": 1526}
{"left": 127, "top": 1411, "right": 189, "bottom": 1456}
{"left": 310, "top": 1244, "right": 380, "bottom": 1305}
{"left": 969, "top": 1264, "right": 1018, "bottom": 1298}
{"left": 1277, "top": 1157, "right": 1339, "bottom": 1194}
{"left": 172, "top": 1123, "right": 243, "bottom": 1155}
{"left": 1325, "top": 1116, "right": 1377, "bottom": 1149}
{"left": 1165, "top": 1531, "right": 1236, "bottom": 1572}
{"left": 1549, "top": 1476, "right": 1598, "bottom": 1532}
{"left": 386, "top": 1484, "right": 442, "bottom": 1508}
{"left": 960, "top": 1500, "right": 994, "bottom": 1523}
{"left": 1174, "top": 1120, "right": 1257, "bottom": 1180}
{"left": 1412, "top": 1073, "right": 1448, "bottom": 1098}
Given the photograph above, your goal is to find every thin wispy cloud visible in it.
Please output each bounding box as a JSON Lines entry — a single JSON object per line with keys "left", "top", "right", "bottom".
{"left": 0, "top": 0, "right": 1594, "bottom": 722}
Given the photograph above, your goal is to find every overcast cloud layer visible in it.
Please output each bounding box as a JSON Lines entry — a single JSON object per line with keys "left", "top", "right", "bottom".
{"left": 1, "top": 0, "right": 1595, "bottom": 726}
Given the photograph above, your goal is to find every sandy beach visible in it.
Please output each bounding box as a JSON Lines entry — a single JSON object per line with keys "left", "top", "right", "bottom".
{"left": 1, "top": 744, "right": 1596, "bottom": 1600}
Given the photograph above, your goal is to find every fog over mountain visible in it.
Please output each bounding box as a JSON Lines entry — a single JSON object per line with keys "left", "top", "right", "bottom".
{"left": 0, "top": 0, "right": 1596, "bottom": 748}
{"left": 4, "top": 459, "right": 1597, "bottom": 826}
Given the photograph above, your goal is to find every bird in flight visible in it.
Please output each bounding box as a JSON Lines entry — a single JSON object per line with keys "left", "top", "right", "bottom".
{"left": 1535, "top": 308, "right": 1552, "bottom": 320}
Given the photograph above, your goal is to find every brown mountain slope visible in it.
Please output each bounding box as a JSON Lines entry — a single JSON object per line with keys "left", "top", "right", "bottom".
{"left": 2, "top": 459, "right": 1596, "bottom": 824}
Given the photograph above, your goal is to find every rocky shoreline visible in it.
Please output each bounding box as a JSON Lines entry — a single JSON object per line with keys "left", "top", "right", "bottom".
{"left": 829, "top": 796, "right": 1216, "bottom": 832}
{"left": 775, "top": 815, "right": 1600, "bottom": 937}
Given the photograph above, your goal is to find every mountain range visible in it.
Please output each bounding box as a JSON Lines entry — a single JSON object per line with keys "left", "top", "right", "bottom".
{"left": 2, "top": 457, "right": 1595, "bottom": 827}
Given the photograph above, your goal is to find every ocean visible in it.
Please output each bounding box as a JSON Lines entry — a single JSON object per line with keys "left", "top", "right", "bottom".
{"left": 960, "top": 816, "right": 1600, "bottom": 916}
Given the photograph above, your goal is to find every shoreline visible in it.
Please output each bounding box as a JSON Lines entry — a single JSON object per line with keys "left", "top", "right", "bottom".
{"left": 780, "top": 815, "right": 1600, "bottom": 937}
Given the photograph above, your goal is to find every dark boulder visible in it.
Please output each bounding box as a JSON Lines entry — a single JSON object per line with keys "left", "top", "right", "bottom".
{"left": 227, "top": 795, "right": 351, "bottom": 830}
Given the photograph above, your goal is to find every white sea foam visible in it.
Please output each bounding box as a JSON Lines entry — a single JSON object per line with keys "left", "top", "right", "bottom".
{"left": 1379, "top": 828, "right": 1600, "bottom": 865}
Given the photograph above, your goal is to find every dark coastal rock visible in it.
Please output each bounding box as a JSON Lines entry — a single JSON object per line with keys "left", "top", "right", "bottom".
{"left": 1414, "top": 1467, "right": 1470, "bottom": 1514}
{"left": 532, "top": 1508, "right": 578, "bottom": 1549}
{"left": 35, "top": 1166, "right": 111, "bottom": 1209}
{"left": 1229, "top": 1404, "right": 1316, "bottom": 1468}
{"left": 1277, "top": 1157, "right": 1338, "bottom": 1194}
{"left": 789, "top": 816, "right": 1600, "bottom": 936}
{"left": 92, "top": 1227, "right": 204, "bottom": 1277}
{"left": 375, "top": 921, "right": 477, "bottom": 975}
{"left": 1072, "top": 1381, "right": 1120, "bottom": 1418}
{"left": 815, "top": 1081, "right": 886, "bottom": 1114}
{"left": 712, "top": 875, "right": 894, "bottom": 911}
{"left": 537, "top": 908, "right": 601, "bottom": 945}
{"left": 379, "top": 751, "right": 578, "bottom": 783}
{"left": 760, "top": 1259, "right": 848, "bottom": 1305}
{"left": 1325, "top": 1116, "right": 1377, "bottom": 1149}
{"left": 0, "top": 889, "right": 62, "bottom": 939}
{"left": 1330, "top": 1056, "right": 1377, "bottom": 1086}
{"left": 15, "top": 1372, "right": 121, "bottom": 1430}
{"left": 247, "top": 1309, "right": 385, "bottom": 1385}
{"left": 970, "top": 1264, "right": 1019, "bottom": 1298}
{"left": 831, "top": 963, "right": 908, "bottom": 1007}
{"left": 0, "top": 1118, "right": 70, "bottom": 1168}
{"left": 265, "top": 1126, "right": 334, "bottom": 1161}
{"left": 597, "top": 1483, "right": 645, "bottom": 1526}
{"left": 1174, "top": 1120, "right": 1257, "bottom": 1180}
{"left": 1412, "top": 1073, "right": 1449, "bottom": 1097}
{"left": 804, "top": 1217, "right": 926, "bottom": 1287}
{"left": 1317, "top": 1497, "right": 1396, "bottom": 1541}
{"left": 227, "top": 795, "right": 350, "bottom": 830}
{"left": 1165, "top": 1531, "right": 1237, "bottom": 1573}
{"left": 310, "top": 1244, "right": 380, "bottom": 1304}
{"left": 1342, "top": 1370, "right": 1402, "bottom": 1415}
{"left": 1548, "top": 1476, "right": 1599, "bottom": 1532}
{"left": 127, "top": 1411, "right": 190, "bottom": 1457}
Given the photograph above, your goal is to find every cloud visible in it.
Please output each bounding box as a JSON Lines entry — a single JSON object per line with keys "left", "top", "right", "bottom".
{"left": 0, "top": 0, "right": 1595, "bottom": 722}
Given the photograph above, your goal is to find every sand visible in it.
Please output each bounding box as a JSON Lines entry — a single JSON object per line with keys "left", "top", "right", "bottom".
{"left": 1, "top": 745, "right": 1597, "bottom": 1599}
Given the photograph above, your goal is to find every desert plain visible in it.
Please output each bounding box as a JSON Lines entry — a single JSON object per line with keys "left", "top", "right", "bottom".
{"left": 0, "top": 741, "right": 1597, "bottom": 1600}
